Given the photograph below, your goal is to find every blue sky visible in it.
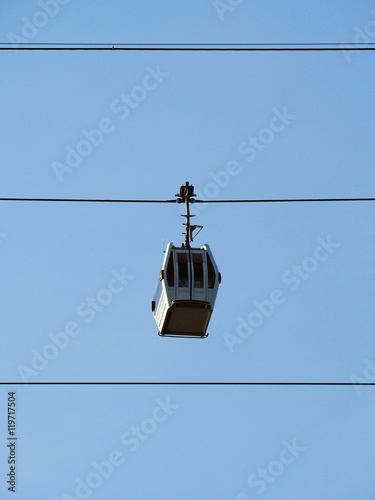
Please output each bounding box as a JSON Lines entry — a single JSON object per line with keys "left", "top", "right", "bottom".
{"left": 1, "top": 1, "right": 375, "bottom": 499}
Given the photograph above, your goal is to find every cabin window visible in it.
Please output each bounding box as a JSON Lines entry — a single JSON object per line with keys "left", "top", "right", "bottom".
{"left": 207, "top": 253, "right": 215, "bottom": 288}
{"left": 193, "top": 253, "right": 203, "bottom": 288}
{"left": 166, "top": 253, "right": 174, "bottom": 286}
{"left": 177, "top": 252, "right": 188, "bottom": 287}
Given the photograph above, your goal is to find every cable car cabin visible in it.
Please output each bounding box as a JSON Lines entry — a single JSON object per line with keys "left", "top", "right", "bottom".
{"left": 152, "top": 243, "right": 221, "bottom": 338}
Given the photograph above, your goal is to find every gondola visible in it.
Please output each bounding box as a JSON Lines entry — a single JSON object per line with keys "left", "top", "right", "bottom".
{"left": 152, "top": 182, "right": 221, "bottom": 338}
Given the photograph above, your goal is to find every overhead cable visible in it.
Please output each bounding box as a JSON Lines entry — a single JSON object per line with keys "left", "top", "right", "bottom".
{"left": 1, "top": 42, "right": 375, "bottom": 52}
{"left": 0, "top": 381, "right": 374, "bottom": 386}
{"left": 1, "top": 197, "right": 374, "bottom": 204}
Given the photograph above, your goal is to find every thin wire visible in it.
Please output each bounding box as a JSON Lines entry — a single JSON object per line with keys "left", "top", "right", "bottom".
{"left": 194, "top": 197, "right": 375, "bottom": 203}
{"left": 0, "top": 197, "right": 176, "bottom": 203}
{"left": 1, "top": 44, "right": 375, "bottom": 52}
{"left": 0, "top": 382, "right": 373, "bottom": 386}
{"left": 1, "top": 197, "right": 374, "bottom": 203}
{"left": 1, "top": 42, "right": 375, "bottom": 46}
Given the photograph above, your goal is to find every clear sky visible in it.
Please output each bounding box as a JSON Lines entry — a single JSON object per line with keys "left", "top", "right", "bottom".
{"left": 1, "top": 1, "right": 375, "bottom": 499}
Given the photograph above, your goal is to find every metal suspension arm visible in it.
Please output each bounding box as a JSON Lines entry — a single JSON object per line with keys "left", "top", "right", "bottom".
{"left": 175, "top": 181, "right": 202, "bottom": 248}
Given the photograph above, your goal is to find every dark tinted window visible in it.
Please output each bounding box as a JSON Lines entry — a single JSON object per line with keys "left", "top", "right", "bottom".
{"left": 193, "top": 253, "right": 203, "bottom": 288}
{"left": 177, "top": 252, "right": 188, "bottom": 287}
{"left": 207, "top": 253, "right": 215, "bottom": 288}
{"left": 167, "top": 253, "right": 174, "bottom": 287}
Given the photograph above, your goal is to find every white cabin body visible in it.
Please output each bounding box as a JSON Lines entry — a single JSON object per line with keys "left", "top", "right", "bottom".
{"left": 152, "top": 243, "right": 221, "bottom": 337}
